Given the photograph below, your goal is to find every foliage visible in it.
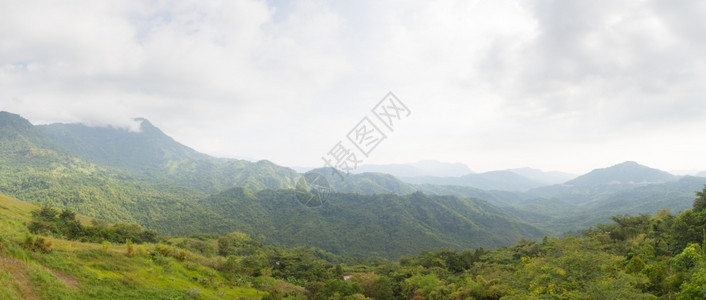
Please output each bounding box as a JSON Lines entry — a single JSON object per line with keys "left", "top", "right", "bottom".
{"left": 28, "top": 206, "right": 157, "bottom": 244}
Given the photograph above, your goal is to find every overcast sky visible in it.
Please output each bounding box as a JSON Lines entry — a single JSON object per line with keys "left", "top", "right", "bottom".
{"left": 2, "top": 0, "right": 706, "bottom": 174}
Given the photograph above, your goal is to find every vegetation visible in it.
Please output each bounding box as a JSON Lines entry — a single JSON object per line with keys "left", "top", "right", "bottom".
{"left": 27, "top": 206, "right": 157, "bottom": 244}
{"left": 5, "top": 186, "right": 706, "bottom": 299}
{"left": 7, "top": 111, "right": 706, "bottom": 298}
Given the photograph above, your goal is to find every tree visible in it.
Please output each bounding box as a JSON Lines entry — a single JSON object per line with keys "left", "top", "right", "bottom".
{"left": 59, "top": 209, "right": 76, "bottom": 222}
{"left": 218, "top": 236, "right": 230, "bottom": 256}
{"left": 694, "top": 185, "right": 706, "bottom": 212}
{"left": 625, "top": 255, "right": 646, "bottom": 274}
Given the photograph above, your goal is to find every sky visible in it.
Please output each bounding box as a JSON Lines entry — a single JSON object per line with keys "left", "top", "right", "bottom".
{"left": 2, "top": 0, "right": 706, "bottom": 175}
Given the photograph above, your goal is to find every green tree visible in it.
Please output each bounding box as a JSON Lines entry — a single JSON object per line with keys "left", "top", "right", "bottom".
{"left": 625, "top": 255, "right": 646, "bottom": 274}
{"left": 693, "top": 185, "right": 706, "bottom": 212}
{"left": 218, "top": 236, "right": 230, "bottom": 256}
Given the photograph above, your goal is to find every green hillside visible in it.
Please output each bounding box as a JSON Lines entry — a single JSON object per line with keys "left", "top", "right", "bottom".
{"left": 0, "top": 192, "right": 271, "bottom": 299}
{"left": 6, "top": 186, "right": 706, "bottom": 299}
{"left": 193, "top": 189, "right": 543, "bottom": 259}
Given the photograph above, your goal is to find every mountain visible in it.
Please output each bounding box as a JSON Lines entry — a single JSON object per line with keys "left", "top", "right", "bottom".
{"left": 512, "top": 162, "right": 702, "bottom": 233}
{"left": 516, "top": 176, "right": 706, "bottom": 234}
{"left": 195, "top": 188, "right": 544, "bottom": 258}
{"left": 307, "top": 168, "right": 418, "bottom": 195}
{"left": 400, "top": 170, "right": 544, "bottom": 192}
{"left": 566, "top": 161, "right": 677, "bottom": 186}
{"left": 697, "top": 171, "right": 706, "bottom": 177}
{"left": 528, "top": 161, "right": 679, "bottom": 200}
{"left": 508, "top": 167, "right": 576, "bottom": 185}
{"left": 37, "top": 119, "right": 300, "bottom": 193}
{"left": 0, "top": 111, "right": 63, "bottom": 157}
{"left": 353, "top": 160, "right": 472, "bottom": 177}
{"left": 37, "top": 119, "right": 208, "bottom": 171}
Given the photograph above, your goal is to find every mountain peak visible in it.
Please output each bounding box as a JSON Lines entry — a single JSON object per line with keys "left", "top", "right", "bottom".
{"left": 37, "top": 118, "right": 208, "bottom": 170}
{"left": 616, "top": 161, "right": 640, "bottom": 167}
{"left": 567, "top": 161, "right": 676, "bottom": 186}
{"left": 132, "top": 117, "right": 159, "bottom": 133}
{"left": 0, "top": 111, "right": 34, "bottom": 131}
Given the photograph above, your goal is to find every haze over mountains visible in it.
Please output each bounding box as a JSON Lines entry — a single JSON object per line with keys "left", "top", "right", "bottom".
{"left": 352, "top": 160, "right": 473, "bottom": 177}
{"left": 2, "top": 110, "right": 706, "bottom": 257}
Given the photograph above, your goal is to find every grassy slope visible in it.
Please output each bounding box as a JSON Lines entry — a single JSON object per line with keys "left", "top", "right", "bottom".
{"left": 0, "top": 193, "right": 266, "bottom": 300}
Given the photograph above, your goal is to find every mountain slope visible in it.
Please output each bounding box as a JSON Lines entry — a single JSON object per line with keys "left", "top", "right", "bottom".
{"left": 38, "top": 119, "right": 300, "bottom": 193}
{"left": 195, "top": 188, "right": 544, "bottom": 259}
{"left": 37, "top": 119, "right": 208, "bottom": 171}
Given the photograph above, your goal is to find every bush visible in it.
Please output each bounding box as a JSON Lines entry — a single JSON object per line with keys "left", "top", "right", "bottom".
{"left": 101, "top": 241, "right": 110, "bottom": 253}
{"left": 22, "top": 235, "right": 53, "bottom": 253}
{"left": 176, "top": 249, "right": 188, "bottom": 262}
{"left": 126, "top": 239, "right": 136, "bottom": 257}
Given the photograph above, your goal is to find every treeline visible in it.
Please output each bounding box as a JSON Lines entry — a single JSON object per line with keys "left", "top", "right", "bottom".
{"left": 28, "top": 206, "right": 157, "bottom": 244}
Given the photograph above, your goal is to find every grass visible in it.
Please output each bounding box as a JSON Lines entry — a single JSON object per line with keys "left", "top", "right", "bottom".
{"left": 0, "top": 192, "right": 269, "bottom": 299}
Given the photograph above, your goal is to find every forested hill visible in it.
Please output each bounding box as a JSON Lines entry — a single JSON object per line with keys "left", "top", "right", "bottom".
{"left": 36, "top": 117, "right": 300, "bottom": 193}
{"left": 37, "top": 118, "right": 209, "bottom": 171}
{"left": 191, "top": 189, "right": 544, "bottom": 258}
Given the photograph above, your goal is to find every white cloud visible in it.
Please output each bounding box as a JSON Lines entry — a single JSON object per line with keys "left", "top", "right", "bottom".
{"left": 1, "top": 0, "right": 705, "bottom": 174}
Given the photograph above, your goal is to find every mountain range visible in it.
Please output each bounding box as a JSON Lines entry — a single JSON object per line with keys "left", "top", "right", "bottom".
{"left": 2, "top": 110, "right": 705, "bottom": 257}
{"left": 0, "top": 111, "right": 543, "bottom": 258}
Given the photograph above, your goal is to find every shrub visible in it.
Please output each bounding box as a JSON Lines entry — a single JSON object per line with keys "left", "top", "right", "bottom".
{"left": 101, "top": 241, "right": 111, "bottom": 253}
{"left": 126, "top": 239, "right": 136, "bottom": 257}
{"left": 22, "top": 235, "right": 52, "bottom": 253}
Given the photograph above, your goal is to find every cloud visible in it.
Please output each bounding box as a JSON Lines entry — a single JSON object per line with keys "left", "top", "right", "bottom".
{"left": 1, "top": 0, "right": 705, "bottom": 173}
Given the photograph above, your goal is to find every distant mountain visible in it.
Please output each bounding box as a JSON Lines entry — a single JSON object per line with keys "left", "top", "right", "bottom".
{"left": 353, "top": 160, "right": 472, "bottom": 177}
{"left": 508, "top": 167, "right": 576, "bottom": 185}
{"left": 308, "top": 168, "right": 418, "bottom": 195}
{"left": 518, "top": 176, "right": 706, "bottom": 234}
{"left": 566, "top": 161, "right": 677, "bottom": 186}
{"left": 528, "top": 162, "right": 679, "bottom": 201}
{"left": 697, "top": 171, "right": 706, "bottom": 177}
{"left": 400, "top": 170, "right": 544, "bottom": 192}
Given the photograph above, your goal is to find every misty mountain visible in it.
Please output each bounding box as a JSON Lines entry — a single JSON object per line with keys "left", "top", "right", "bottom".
{"left": 37, "top": 117, "right": 300, "bottom": 193}
{"left": 517, "top": 176, "right": 706, "bottom": 233}
{"left": 38, "top": 119, "right": 209, "bottom": 171}
{"left": 566, "top": 161, "right": 677, "bottom": 186}
{"left": 507, "top": 167, "right": 576, "bottom": 185}
{"left": 400, "top": 170, "right": 545, "bottom": 192}
{"left": 353, "top": 160, "right": 473, "bottom": 177}
{"left": 528, "top": 161, "right": 679, "bottom": 199}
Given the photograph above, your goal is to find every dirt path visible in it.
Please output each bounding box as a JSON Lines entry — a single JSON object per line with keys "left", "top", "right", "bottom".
{"left": 0, "top": 255, "right": 79, "bottom": 299}
{"left": 0, "top": 255, "right": 40, "bottom": 300}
